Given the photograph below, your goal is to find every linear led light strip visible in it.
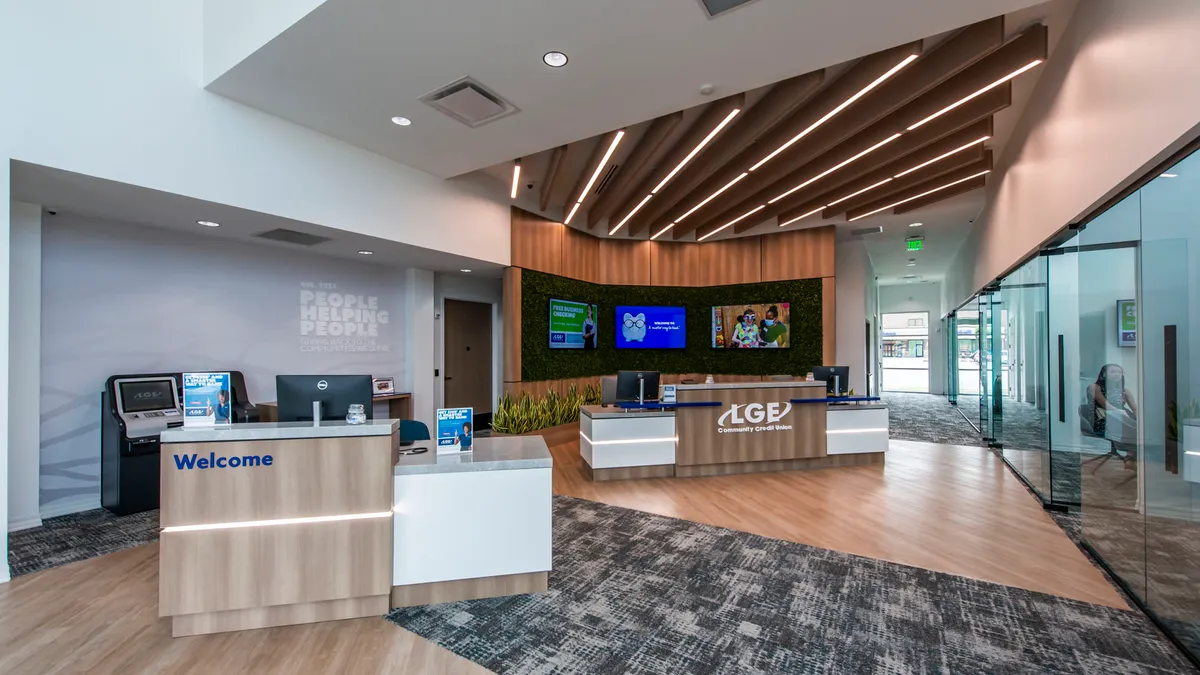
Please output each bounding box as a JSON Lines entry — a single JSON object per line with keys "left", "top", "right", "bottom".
{"left": 698, "top": 204, "right": 766, "bottom": 242}
{"left": 750, "top": 53, "right": 920, "bottom": 172}
{"left": 609, "top": 109, "right": 741, "bottom": 235}
{"left": 510, "top": 160, "right": 521, "bottom": 199}
{"left": 893, "top": 135, "right": 990, "bottom": 178}
{"left": 907, "top": 60, "right": 1042, "bottom": 131}
{"left": 848, "top": 169, "right": 991, "bottom": 222}
{"left": 161, "top": 510, "right": 393, "bottom": 533}
{"left": 769, "top": 133, "right": 902, "bottom": 204}
{"left": 649, "top": 171, "right": 750, "bottom": 240}
{"left": 566, "top": 130, "right": 625, "bottom": 225}
{"left": 778, "top": 206, "right": 825, "bottom": 228}
{"left": 580, "top": 432, "right": 678, "bottom": 446}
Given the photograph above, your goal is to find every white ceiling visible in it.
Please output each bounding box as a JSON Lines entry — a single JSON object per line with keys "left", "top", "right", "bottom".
{"left": 10, "top": 162, "right": 505, "bottom": 278}
{"left": 208, "top": 0, "right": 1048, "bottom": 178}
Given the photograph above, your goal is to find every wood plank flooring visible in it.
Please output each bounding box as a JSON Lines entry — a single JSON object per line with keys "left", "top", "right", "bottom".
{"left": 0, "top": 432, "right": 1126, "bottom": 674}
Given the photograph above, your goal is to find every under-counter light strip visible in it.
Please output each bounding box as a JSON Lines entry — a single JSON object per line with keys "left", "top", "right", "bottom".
{"left": 511, "top": 161, "right": 521, "bottom": 199}
{"left": 580, "top": 432, "right": 678, "bottom": 446}
{"left": 653, "top": 108, "right": 741, "bottom": 194}
{"left": 698, "top": 204, "right": 766, "bottom": 241}
{"left": 610, "top": 193, "right": 654, "bottom": 235}
{"left": 907, "top": 60, "right": 1042, "bottom": 131}
{"left": 893, "top": 136, "right": 990, "bottom": 178}
{"left": 567, "top": 131, "right": 626, "bottom": 225}
{"left": 769, "top": 133, "right": 902, "bottom": 204}
{"left": 778, "top": 206, "right": 825, "bottom": 228}
{"left": 826, "top": 428, "right": 889, "bottom": 434}
{"left": 848, "top": 169, "right": 991, "bottom": 221}
{"left": 750, "top": 53, "right": 920, "bottom": 172}
{"left": 826, "top": 177, "right": 895, "bottom": 207}
{"left": 162, "top": 510, "right": 393, "bottom": 533}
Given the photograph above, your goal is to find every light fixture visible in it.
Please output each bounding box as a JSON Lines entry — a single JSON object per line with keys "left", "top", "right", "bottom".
{"left": 894, "top": 136, "right": 990, "bottom": 178}
{"left": 653, "top": 109, "right": 740, "bottom": 193}
{"left": 674, "top": 172, "right": 748, "bottom": 223}
{"left": 511, "top": 160, "right": 521, "bottom": 200}
{"left": 769, "top": 133, "right": 902, "bottom": 204}
{"left": 357, "top": 250, "right": 374, "bottom": 255}
{"left": 849, "top": 169, "right": 991, "bottom": 221}
{"left": 778, "top": 206, "right": 825, "bottom": 228}
{"left": 907, "top": 260, "right": 917, "bottom": 266}
{"left": 750, "top": 53, "right": 920, "bottom": 172}
{"left": 651, "top": 222, "right": 675, "bottom": 240}
{"left": 566, "top": 130, "right": 625, "bottom": 225}
{"left": 543, "top": 51, "right": 568, "bottom": 68}
{"left": 909, "top": 222, "right": 924, "bottom": 227}
{"left": 162, "top": 510, "right": 393, "bottom": 533}
{"left": 197, "top": 220, "right": 220, "bottom": 227}
{"left": 610, "top": 194, "right": 654, "bottom": 235}
{"left": 907, "top": 60, "right": 1042, "bottom": 131}
{"left": 460, "top": 269, "right": 472, "bottom": 273}
{"left": 698, "top": 204, "right": 766, "bottom": 241}
{"left": 825, "top": 178, "right": 895, "bottom": 208}
{"left": 391, "top": 116, "right": 412, "bottom": 126}
{"left": 1161, "top": 173, "right": 1178, "bottom": 178}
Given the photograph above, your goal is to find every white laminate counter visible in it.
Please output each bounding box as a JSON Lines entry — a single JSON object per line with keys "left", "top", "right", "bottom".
{"left": 394, "top": 436, "right": 552, "bottom": 475}
{"left": 580, "top": 405, "right": 676, "bottom": 473}
{"left": 675, "top": 381, "right": 827, "bottom": 390}
{"left": 160, "top": 419, "right": 399, "bottom": 443}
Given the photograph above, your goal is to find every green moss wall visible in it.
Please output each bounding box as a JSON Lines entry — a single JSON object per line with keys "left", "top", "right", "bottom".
{"left": 520, "top": 269, "right": 823, "bottom": 381}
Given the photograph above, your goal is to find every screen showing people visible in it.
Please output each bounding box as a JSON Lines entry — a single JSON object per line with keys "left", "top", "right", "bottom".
{"left": 615, "top": 306, "right": 686, "bottom": 349}
{"left": 549, "top": 298, "right": 598, "bottom": 349}
{"left": 711, "top": 303, "right": 790, "bottom": 348}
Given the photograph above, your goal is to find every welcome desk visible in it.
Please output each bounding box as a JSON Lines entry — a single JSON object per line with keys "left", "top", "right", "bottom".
{"left": 157, "top": 422, "right": 551, "bottom": 637}
{"left": 580, "top": 381, "right": 888, "bottom": 480}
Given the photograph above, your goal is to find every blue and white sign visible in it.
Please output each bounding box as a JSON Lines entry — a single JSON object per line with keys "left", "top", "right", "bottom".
{"left": 436, "top": 407, "right": 473, "bottom": 454}
{"left": 182, "top": 372, "right": 232, "bottom": 427}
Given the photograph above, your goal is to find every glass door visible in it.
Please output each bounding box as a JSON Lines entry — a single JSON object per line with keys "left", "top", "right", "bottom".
{"left": 979, "top": 289, "right": 1003, "bottom": 444}
{"left": 946, "top": 313, "right": 959, "bottom": 405}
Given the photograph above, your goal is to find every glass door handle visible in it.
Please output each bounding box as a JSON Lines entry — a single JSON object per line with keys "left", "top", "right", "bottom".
{"left": 1057, "top": 335, "right": 1065, "bottom": 423}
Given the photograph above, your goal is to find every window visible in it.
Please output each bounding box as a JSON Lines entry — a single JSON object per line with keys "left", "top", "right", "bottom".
{"left": 881, "top": 311, "right": 930, "bottom": 392}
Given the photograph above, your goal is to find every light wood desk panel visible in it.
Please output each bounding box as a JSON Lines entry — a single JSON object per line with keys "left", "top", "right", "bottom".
{"left": 676, "top": 384, "right": 826, "bottom": 468}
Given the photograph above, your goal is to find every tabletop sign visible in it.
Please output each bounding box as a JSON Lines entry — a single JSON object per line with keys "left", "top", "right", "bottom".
{"left": 182, "top": 372, "right": 232, "bottom": 427}
{"left": 436, "top": 407, "right": 473, "bottom": 455}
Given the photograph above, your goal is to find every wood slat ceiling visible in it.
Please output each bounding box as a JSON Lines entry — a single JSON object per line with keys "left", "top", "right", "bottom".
{"left": 499, "top": 15, "right": 1048, "bottom": 242}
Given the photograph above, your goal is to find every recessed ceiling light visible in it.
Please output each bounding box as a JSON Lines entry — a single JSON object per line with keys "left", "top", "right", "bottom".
{"left": 460, "top": 269, "right": 472, "bottom": 273}
{"left": 358, "top": 250, "right": 374, "bottom": 255}
{"left": 543, "top": 51, "right": 568, "bottom": 68}
{"left": 907, "top": 261, "right": 917, "bottom": 266}
{"left": 909, "top": 222, "right": 923, "bottom": 227}
{"left": 391, "top": 116, "right": 412, "bottom": 126}
{"left": 1161, "top": 173, "right": 1178, "bottom": 178}
{"left": 197, "top": 220, "right": 220, "bottom": 227}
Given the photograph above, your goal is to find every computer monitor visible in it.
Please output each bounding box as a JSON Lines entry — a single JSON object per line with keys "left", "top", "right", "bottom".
{"left": 615, "top": 370, "right": 660, "bottom": 404}
{"left": 275, "top": 375, "right": 373, "bottom": 422}
{"left": 812, "top": 366, "right": 850, "bottom": 396}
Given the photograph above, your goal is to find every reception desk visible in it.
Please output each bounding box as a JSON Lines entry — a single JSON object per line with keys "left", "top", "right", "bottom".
{"left": 580, "top": 382, "right": 887, "bottom": 481}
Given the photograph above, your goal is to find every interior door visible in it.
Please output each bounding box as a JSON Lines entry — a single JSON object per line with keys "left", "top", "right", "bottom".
{"left": 444, "top": 299, "right": 494, "bottom": 415}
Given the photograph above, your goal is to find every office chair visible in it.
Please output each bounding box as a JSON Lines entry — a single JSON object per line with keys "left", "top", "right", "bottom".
{"left": 398, "top": 419, "right": 431, "bottom": 444}
{"left": 1078, "top": 403, "right": 1136, "bottom": 486}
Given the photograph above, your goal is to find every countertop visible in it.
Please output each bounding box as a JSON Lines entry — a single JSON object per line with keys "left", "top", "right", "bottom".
{"left": 160, "top": 419, "right": 399, "bottom": 443}
{"left": 675, "top": 381, "right": 827, "bottom": 390}
{"left": 582, "top": 404, "right": 676, "bottom": 419}
{"left": 394, "top": 436, "right": 553, "bottom": 476}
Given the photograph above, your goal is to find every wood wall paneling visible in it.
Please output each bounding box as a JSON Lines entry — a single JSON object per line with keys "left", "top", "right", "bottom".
{"left": 822, "top": 276, "right": 836, "bottom": 366}
{"left": 598, "top": 239, "right": 652, "bottom": 285}
{"left": 698, "top": 236, "right": 763, "bottom": 285}
{"left": 649, "top": 242, "right": 701, "bottom": 286}
{"left": 502, "top": 267, "right": 522, "bottom": 385}
{"left": 561, "top": 225, "right": 600, "bottom": 283}
{"left": 675, "top": 385, "right": 826, "bottom": 466}
{"left": 761, "top": 226, "right": 836, "bottom": 281}
{"left": 510, "top": 207, "right": 563, "bottom": 275}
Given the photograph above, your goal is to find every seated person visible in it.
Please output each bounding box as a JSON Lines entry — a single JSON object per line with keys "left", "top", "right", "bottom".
{"left": 1086, "top": 364, "right": 1137, "bottom": 444}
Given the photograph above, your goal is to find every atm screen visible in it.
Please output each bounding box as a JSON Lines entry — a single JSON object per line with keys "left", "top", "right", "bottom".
{"left": 119, "top": 380, "right": 176, "bottom": 413}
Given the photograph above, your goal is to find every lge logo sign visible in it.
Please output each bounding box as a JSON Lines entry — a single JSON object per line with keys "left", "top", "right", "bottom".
{"left": 717, "top": 402, "right": 793, "bottom": 434}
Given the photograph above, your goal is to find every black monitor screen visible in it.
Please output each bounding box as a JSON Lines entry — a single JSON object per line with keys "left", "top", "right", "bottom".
{"left": 812, "top": 366, "right": 850, "bottom": 395}
{"left": 119, "top": 380, "right": 176, "bottom": 413}
{"left": 616, "top": 370, "right": 661, "bottom": 403}
{"left": 275, "top": 375, "right": 373, "bottom": 422}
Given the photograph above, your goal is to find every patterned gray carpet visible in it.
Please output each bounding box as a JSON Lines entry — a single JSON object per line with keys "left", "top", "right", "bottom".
{"left": 388, "top": 496, "right": 1194, "bottom": 674}
{"left": 7, "top": 508, "right": 160, "bottom": 577}
{"left": 882, "top": 392, "right": 984, "bottom": 447}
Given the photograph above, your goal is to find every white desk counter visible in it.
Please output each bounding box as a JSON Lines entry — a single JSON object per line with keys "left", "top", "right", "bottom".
{"left": 580, "top": 405, "right": 677, "bottom": 480}
{"left": 390, "top": 436, "right": 552, "bottom": 606}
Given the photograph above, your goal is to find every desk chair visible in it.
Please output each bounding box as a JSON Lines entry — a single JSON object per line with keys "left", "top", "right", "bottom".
{"left": 399, "top": 419, "right": 431, "bottom": 444}
{"left": 1079, "top": 404, "right": 1137, "bottom": 486}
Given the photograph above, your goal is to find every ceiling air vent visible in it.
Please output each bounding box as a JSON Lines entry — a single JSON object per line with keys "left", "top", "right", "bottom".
{"left": 254, "top": 228, "right": 331, "bottom": 247}
{"left": 849, "top": 226, "right": 884, "bottom": 237}
{"left": 420, "top": 77, "right": 519, "bottom": 128}
{"left": 699, "top": 0, "right": 760, "bottom": 18}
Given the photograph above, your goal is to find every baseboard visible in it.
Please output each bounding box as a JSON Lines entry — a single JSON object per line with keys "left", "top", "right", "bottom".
{"left": 8, "top": 514, "right": 43, "bottom": 531}
{"left": 40, "top": 495, "right": 102, "bottom": 520}
{"left": 0, "top": 565, "right": 10, "bottom": 584}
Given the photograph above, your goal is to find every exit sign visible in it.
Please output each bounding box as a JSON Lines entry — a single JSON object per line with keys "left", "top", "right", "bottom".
{"left": 906, "top": 237, "right": 924, "bottom": 251}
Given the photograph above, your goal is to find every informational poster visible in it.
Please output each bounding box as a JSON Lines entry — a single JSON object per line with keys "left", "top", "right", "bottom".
{"left": 549, "top": 298, "right": 598, "bottom": 349}
{"left": 436, "top": 407, "right": 473, "bottom": 454}
{"left": 183, "top": 372, "right": 232, "bottom": 427}
{"left": 1117, "top": 299, "right": 1137, "bottom": 347}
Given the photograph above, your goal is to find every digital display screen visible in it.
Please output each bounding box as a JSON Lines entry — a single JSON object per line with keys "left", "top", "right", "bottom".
{"left": 119, "top": 380, "right": 177, "bottom": 412}
{"left": 711, "top": 303, "right": 791, "bottom": 348}
{"left": 549, "top": 298, "right": 598, "bottom": 349}
{"left": 616, "top": 306, "right": 687, "bottom": 349}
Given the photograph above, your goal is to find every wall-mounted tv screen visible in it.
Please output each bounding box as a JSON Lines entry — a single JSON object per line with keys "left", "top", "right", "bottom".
{"left": 712, "top": 303, "right": 790, "bottom": 348}
{"left": 616, "top": 306, "right": 687, "bottom": 349}
{"left": 549, "top": 298, "right": 598, "bottom": 349}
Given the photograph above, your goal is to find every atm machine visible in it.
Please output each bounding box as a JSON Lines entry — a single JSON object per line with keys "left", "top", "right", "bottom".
{"left": 101, "top": 373, "right": 184, "bottom": 515}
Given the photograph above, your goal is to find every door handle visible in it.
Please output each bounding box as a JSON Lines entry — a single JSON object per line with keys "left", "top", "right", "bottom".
{"left": 445, "top": 377, "right": 453, "bottom": 381}
{"left": 1057, "top": 335, "right": 1064, "bottom": 423}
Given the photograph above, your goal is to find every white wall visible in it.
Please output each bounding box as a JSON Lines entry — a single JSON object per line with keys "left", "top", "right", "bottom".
{"left": 1, "top": 162, "right": 11, "bottom": 583}
{"left": 202, "top": 0, "right": 326, "bottom": 84}
{"left": 38, "top": 212, "right": 413, "bottom": 516}
{"left": 405, "top": 270, "right": 436, "bottom": 433}
{"left": 945, "top": 0, "right": 1200, "bottom": 308}
{"left": 835, "top": 239, "right": 873, "bottom": 394}
{"left": 879, "top": 282, "right": 946, "bottom": 395}
{"left": 433, "top": 273, "right": 503, "bottom": 414}
{"left": 1, "top": 0, "right": 510, "bottom": 268}
{"left": 8, "top": 202, "right": 40, "bottom": 531}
